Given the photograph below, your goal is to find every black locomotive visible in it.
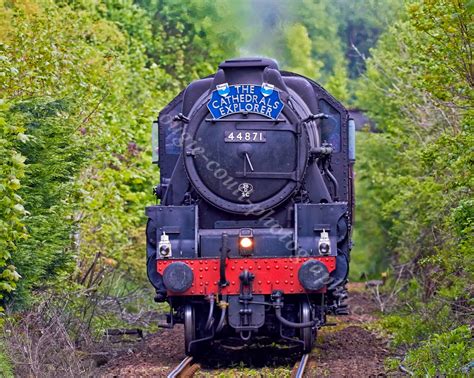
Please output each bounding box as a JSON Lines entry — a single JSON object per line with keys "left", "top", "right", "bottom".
{"left": 146, "top": 58, "right": 355, "bottom": 354}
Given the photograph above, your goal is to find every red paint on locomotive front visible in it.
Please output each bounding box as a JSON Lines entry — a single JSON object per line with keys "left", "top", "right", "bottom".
{"left": 157, "top": 257, "right": 336, "bottom": 296}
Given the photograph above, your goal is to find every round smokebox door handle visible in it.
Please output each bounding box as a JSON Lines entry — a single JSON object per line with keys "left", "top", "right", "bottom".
{"left": 163, "top": 262, "right": 194, "bottom": 293}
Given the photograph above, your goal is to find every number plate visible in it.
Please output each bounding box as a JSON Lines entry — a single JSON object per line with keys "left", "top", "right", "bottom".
{"left": 224, "top": 131, "right": 266, "bottom": 143}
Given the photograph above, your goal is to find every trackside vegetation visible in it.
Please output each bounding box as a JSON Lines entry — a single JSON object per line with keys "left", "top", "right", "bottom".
{"left": 356, "top": 0, "right": 473, "bottom": 374}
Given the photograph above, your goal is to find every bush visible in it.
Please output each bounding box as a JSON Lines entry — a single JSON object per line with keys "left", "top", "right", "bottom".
{"left": 3, "top": 300, "right": 96, "bottom": 377}
{"left": 0, "top": 99, "right": 26, "bottom": 313}
{"left": 386, "top": 325, "right": 473, "bottom": 376}
{"left": 0, "top": 341, "right": 14, "bottom": 378}
{"left": 356, "top": 0, "right": 473, "bottom": 373}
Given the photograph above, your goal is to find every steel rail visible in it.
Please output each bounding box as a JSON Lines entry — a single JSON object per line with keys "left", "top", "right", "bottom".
{"left": 293, "top": 353, "right": 310, "bottom": 378}
{"left": 167, "top": 356, "right": 196, "bottom": 378}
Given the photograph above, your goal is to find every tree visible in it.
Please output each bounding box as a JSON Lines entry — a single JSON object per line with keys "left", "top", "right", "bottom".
{"left": 135, "top": 0, "right": 242, "bottom": 86}
{"left": 355, "top": 0, "right": 473, "bottom": 373}
{"left": 0, "top": 0, "right": 172, "bottom": 306}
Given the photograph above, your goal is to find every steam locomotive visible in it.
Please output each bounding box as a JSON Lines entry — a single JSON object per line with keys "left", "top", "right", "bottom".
{"left": 146, "top": 58, "right": 355, "bottom": 355}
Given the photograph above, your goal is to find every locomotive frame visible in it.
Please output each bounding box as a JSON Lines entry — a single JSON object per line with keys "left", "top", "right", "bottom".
{"left": 146, "top": 58, "right": 355, "bottom": 354}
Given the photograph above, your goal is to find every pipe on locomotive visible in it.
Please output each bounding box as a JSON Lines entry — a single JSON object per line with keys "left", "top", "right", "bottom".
{"left": 301, "top": 112, "right": 341, "bottom": 201}
{"left": 274, "top": 308, "right": 316, "bottom": 329}
{"left": 205, "top": 294, "right": 215, "bottom": 331}
{"left": 216, "top": 296, "right": 228, "bottom": 333}
{"left": 271, "top": 291, "right": 318, "bottom": 329}
{"left": 323, "top": 158, "right": 339, "bottom": 201}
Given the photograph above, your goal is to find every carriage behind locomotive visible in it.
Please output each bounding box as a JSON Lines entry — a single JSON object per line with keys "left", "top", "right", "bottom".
{"left": 146, "top": 58, "right": 355, "bottom": 354}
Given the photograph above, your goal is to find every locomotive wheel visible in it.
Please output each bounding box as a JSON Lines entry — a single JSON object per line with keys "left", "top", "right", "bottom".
{"left": 184, "top": 304, "right": 196, "bottom": 356}
{"left": 299, "top": 301, "right": 315, "bottom": 353}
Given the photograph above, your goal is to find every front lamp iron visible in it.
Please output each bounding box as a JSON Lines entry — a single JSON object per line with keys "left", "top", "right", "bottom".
{"left": 318, "top": 229, "right": 331, "bottom": 255}
{"left": 158, "top": 232, "right": 172, "bottom": 258}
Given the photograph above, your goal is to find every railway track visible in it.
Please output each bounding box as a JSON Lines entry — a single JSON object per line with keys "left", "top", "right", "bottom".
{"left": 291, "top": 353, "right": 310, "bottom": 378}
{"left": 167, "top": 356, "right": 200, "bottom": 378}
{"left": 167, "top": 353, "right": 311, "bottom": 378}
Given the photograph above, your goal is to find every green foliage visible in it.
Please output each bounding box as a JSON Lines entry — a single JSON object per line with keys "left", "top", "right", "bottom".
{"left": 357, "top": 0, "right": 473, "bottom": 296}
{"left": 332, "top": 0, "right": 402, "bottom": 79}
{"left": 0, "top": 0, "right": 173, "bottom": 307}
{"left": 12, "top": 99, "right": 88, "bottom": 301}
{"left": 350, "top": 131, "right": 393, "bottom": 279}
{"left": 380, "top": 304, "right": 454, "bottom": 347}
{"left": 0, "top": 1, "right": 102, "bottom": 304}
{"left": 403, "top": 326, "right": 473, "bottom": 376}
{"left": 136, "top": 0, "right": 242, "bottom": 86}
{"left": 141, "top": 0, "right": 400, "bottom": 102}
{"left": 355, "top": 0, "right": 473, "bottom": 373}
{"left": 283, "top": 23, "right": 323, "bottom": 79}
{"left": 0, "top": 340, "right": 14, "bottom": 378}
{"left": 0, "top": 100, "right": 25, "bottom": 312}
{"left": 385, "top": 324, "right": 473, "bottom": 376}
{"left": 294, "top": 0, "right": 349, "bottom": 100}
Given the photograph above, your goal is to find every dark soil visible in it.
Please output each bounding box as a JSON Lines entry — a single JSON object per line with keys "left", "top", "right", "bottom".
{"left": 305, "top": 283, "right": 393, "bottom": 377}
{"left": 101, "top": 326, "right": 185, "bottom": 377}
{"left": 307, "top": 326, "right": 390, "bottom": 377}
{"left": 101, "top": 283, "right": 395, "bottom": 377}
